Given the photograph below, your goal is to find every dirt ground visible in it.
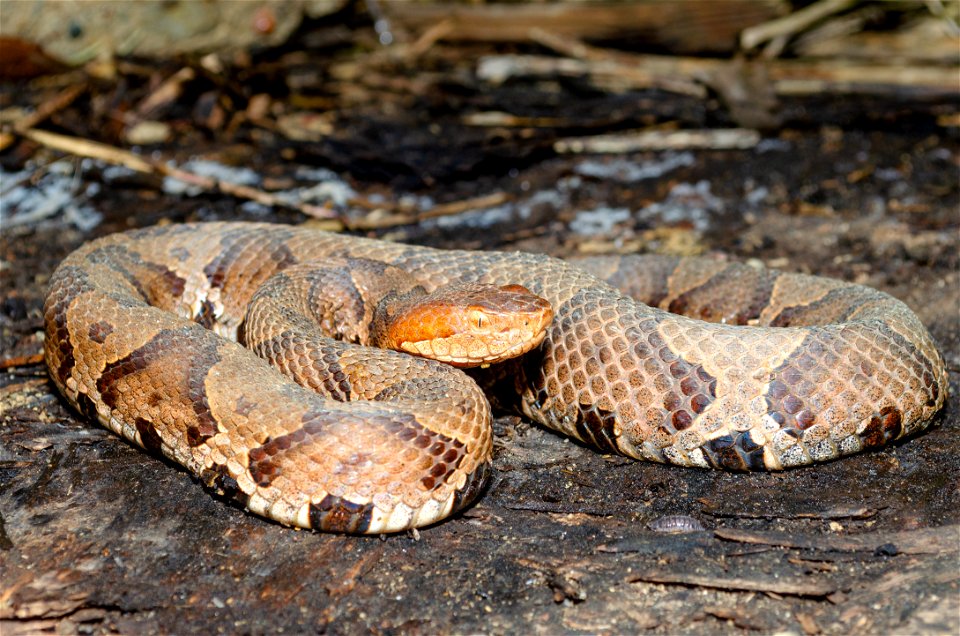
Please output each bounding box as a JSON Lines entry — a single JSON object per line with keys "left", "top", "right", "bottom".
{"left": 1, "top": 5, "right": 958, "bottom": 635}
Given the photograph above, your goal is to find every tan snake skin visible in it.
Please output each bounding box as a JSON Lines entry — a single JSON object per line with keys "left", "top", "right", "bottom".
{"left": 44, "top": 222, "right": 948, "bottom": 533}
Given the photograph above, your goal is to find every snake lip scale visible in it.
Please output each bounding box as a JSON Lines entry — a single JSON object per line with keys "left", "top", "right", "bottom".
{"left": 44, "top": 222, "right": 948, "bottom": 533}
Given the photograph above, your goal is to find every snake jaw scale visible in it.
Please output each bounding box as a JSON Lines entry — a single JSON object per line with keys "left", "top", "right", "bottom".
{"left": 296, "top": 503, "right": 312, "bottom": 529}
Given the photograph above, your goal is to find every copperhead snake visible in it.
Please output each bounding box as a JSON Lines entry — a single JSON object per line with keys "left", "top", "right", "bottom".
{"left": 44, "top": 222, "right": 948, "bottom": 533}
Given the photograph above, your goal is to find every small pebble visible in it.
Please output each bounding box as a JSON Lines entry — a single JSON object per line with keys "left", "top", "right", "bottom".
{"left": 873, "top": 542, "right": 898, "bottom": 557}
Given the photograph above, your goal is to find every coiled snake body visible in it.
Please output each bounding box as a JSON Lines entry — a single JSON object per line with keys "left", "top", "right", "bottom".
{"left": 44, "top": 222, "right": 948, "bottom": 533}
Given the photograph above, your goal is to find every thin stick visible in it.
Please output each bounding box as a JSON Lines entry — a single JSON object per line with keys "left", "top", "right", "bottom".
{"left": 416, "top": 191, "right": 510, "bottom": 219}
{"left": 0, "top": 353, "right": 45, "bottom": 370}
{"left": 18, "top": 128, "right": 341, "bottom": 222}
{"left": 0, "top": 83, "right": 87, "bottom": 151}
{"left": 528, "top": 28, "right": 707, "bottom": 98}
{"left": 554, "top": 129, "right": 761, "bottom": 154}
{"left": 346, "top": 191, "right": 512, "bottom": 230}
{"left": 406, "top": 18, "right": 455, "bottom": 58}
{"left": 478, "top": 52, "right": 959, "bottom": 100}
{"left": 740, "top": 0, "right": 858, "bottom": 52}
{"left": 13, "top": 83, "right": 87, "bottom": 134}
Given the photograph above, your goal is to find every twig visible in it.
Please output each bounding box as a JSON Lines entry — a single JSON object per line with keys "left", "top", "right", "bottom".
{"left": 0, "top": 377, "right": 49, "bottom": 399}
{"left": 134, "top": 67, "right": 196, "bottom": 117}
{"left": 479, "top": 52, "right": 960, "bottom": 101}
{"left": 0, "top": 83, "right": 87, "bottom": 151}
{"left": 772, "top": 61, "right": 960, "bottom": 97}
{"left": 626, "top": 570, "right": 836, "bottom": 598}
{"left": 0, "top": 353, "right": 45, "bottom": 370}
{"left": 416, "top": 191, "right": 510, "bottom": 219}
{"left": 406, "top": 18, "right": 455, "bottom": 58}
{"left": 462, "top": 111, "right": 570, "bottom": 128}
{"left": 702, "top": 504, "right": 880, "bottom": 520}
{"left": 554, "top": 129, "right": 761, "bottom": 154}
{"left": 528, "top": 27, "right": 594, "bottom": 61}
{"left": 528, "top": 28, "right": 706, "bottom": 98}
{"left": 477, "top": 53, "right": 708, "bottom": 99}
{"left": 21, "top": 128, "right": 154, "bottom": 172}
{"left": 346, "top": 191, "right": 511, "bottom": 230}
{"left": 741, "top": 0, "right": 859, "bottom": 52}
{"left": 14, "top": 83, "right": 88, "bottom": 134}
{"left": 17, "top": 128, "right": 341, "bottom": 222}
{"left": 382, "top": 1, "right": 782, "bottom": 54}
{"left": 714, "top": 525, "right": 960, "bottom": 555}
{"left": 500, "top": 501, "right": 621, "bottom": 517}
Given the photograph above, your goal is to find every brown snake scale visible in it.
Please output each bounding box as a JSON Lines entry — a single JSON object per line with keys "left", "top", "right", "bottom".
{"left": 44, "top": 222, "right": 948, "bottom": 533}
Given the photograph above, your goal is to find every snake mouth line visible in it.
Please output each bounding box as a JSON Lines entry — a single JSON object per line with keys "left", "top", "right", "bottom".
{"left": 400, "top": 324, "right": 550, "bottom": 367}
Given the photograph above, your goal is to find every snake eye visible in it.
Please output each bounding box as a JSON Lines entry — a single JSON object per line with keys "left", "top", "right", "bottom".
{"left": 468, "top": 309, "right": 485, "bottom": 330}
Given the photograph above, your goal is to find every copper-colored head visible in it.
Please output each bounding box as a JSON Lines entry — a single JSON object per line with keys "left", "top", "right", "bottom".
{"left": 379, "top": 283, "right": 553, "bottom": 368}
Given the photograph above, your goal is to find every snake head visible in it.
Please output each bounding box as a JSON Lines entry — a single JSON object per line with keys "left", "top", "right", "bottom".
{"left": 377, "top": 283, "right": 553, "bottom": 368}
